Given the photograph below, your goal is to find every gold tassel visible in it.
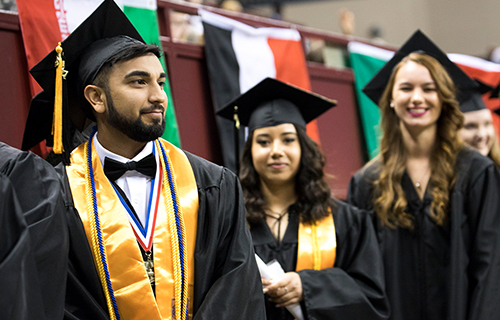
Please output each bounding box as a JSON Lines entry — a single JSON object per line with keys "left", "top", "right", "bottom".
{"left": 233, "top": 106, "right": 240, "bottom": 129}
{"left": 52, "top": 42, "right": 65, "bottom": 154}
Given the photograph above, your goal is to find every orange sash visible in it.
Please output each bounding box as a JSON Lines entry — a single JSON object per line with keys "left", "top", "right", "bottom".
{"left": 67, "top": 138, "right": 198, "bottom": 320}
{"left": 296, "top": 212, "right": 336, "bottom": 271}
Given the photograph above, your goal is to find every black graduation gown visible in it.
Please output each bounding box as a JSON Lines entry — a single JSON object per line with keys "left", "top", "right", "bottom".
{"left": 251, "top": 199, "right": 389, "bottom": 320}
{"left": 0, "top": 142, "right": 69, "bottom": 320}
{"left": 0, "top": 173, "right": 45, "bottom": 320}
{"left": 58, "top": 151, "right": 266, "bottom": 319}
{"left": 347, "top": 148, "right": 500, "bottom": 320}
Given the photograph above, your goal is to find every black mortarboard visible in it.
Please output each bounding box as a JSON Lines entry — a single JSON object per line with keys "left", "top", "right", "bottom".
{"left": 362, "top": 30, "right": 478, "bottom": 106}
{"left": 491, "top": 81, "right": 500, "bottom": 100}
{"left": 217, "top": 78, "right": 337, "bottom": 132}
{"left": 490, "top": 81, "right": 500, "bottom": 115}
{"left": 459, "top": 79, "right": 493, "bottom": 113}
{"left": 22, "top": 0, "right": 145, "bottom": 157}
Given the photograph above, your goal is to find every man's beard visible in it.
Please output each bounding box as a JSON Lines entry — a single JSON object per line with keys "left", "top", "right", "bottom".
{"left": 106, "top": 91, "right": 166, "bottom": 143}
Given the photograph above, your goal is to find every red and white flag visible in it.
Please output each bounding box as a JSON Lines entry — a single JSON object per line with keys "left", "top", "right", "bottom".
{"left": 201, "top": 10, "right": 317, "bottom": 172}
{"left": 17, "top": 0, "right": 106, "bottom": 95}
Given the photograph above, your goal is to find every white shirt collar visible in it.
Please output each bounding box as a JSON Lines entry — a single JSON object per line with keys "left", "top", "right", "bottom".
{"left": 93, "top": 133, "right": 155, "bottom": 168}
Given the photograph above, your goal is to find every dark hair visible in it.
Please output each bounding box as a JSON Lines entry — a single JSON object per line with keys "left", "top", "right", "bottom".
{"left": 240, "top": 124, "right": 335, "bottom": 224}
{"left": 80, "top": 43, "right": 162, "bottom": 121}
{"left": 92, "top": 43, "right": 162, "bottom": 89}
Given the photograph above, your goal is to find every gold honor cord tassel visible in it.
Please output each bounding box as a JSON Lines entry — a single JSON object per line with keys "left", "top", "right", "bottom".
{"left": 157, "top": 141, "right": 189, "bottom": 320}
{"left": 84, "top": 142, "right": 118, "bottom": 320}
{"left": 233, "top": 106, "right": 240, "bottom": 130}
{"left": 53, "top": 42, "right": 66, "bottom": 154}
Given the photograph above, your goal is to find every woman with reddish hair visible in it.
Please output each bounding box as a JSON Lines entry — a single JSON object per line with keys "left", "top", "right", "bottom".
{"left": 348, "top": 30, "right": 500, "bottom": 320}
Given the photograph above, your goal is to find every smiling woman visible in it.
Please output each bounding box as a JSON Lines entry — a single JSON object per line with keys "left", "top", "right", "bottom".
{"left": 457, "top": 81, "right": 500, "bottom": 167}
{"left": 391, "top": 60, "right": 442, "bottom": 131}
{"left": 348, "top": 30, "right": 500, "bottom": 320}
{"left": 251, "top": 123, "right": 301, "bottom": 189}
{"left": 460, "top": 109, "right": 496, "bottom": 154}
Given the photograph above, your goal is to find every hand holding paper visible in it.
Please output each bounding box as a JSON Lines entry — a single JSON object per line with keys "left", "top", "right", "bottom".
{"left": 255, "top": 254, "right": 304, "bottom": 320}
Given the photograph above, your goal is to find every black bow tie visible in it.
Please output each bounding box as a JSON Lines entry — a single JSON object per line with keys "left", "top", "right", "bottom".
{"left": 104, "top": 153, "right": 157, "bottom": 182}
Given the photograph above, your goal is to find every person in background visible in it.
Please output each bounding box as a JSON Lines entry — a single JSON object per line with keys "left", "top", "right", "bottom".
{"left": 219, "top": 77, "right": 389, "bottom": 320}
{"left": 458, "top": 79, "right": 500, "bottom": 166}
{"left": 220, "top": 0, "right": 243, "bottom": 12}
{"left": 339, "top": 8, "right": 355, "bottom": 36}
{"left": 21, "top": 1, "right": 265, "bottom": 319}
{"left": 348, "top": 30, "right": 500, "bottom": 320}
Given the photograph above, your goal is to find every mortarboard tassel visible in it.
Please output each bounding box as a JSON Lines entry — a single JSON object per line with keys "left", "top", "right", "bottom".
{"left": 233, "top": 106, "right": 240, "bottom": 173}
{"left": 52, "top": 42, "right": 66, "bottom": 154}
{"left": 233, "top": 106, "right": 240, "bottom": 130}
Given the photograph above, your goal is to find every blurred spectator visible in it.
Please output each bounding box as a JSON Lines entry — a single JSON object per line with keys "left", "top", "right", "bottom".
{"left": 170, "top": 10, "right": 204, "bottom": 44}
{"left": 0, "top": 0, "right": 17, "bottom": 12}
{"left": 220, "top": 0, "right": 243, "bottom": 12}
{"left": 489, "top": 46, "right": 500, "bottom": 64}
{"left": 339, "top": 8, "right": 355, "bottom": 35}
{"left": 368, "top": 25, "right": 386, "bottom": 44}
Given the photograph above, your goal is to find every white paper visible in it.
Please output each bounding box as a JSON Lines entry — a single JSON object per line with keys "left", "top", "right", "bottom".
{"left": 255, "top": 254, "right": 305, "bottom": 320}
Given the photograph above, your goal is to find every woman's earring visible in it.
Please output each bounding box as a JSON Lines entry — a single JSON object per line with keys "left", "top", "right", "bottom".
{"left": 390, "top": 102, "right": 395, "bottom": 108}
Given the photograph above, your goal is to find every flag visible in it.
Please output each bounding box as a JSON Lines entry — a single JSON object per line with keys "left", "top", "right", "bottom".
{"left": 348, "top": 42, "right": 393, "bottom": 159}
{"left": 200, "top": 9, "right": 317, "bottom": 173}
{"left": 17, "top": 0, "right": 180, "bottom": 156}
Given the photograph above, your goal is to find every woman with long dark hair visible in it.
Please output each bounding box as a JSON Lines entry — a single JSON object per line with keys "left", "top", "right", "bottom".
{"left": 220, "top": 78, "right": 389, "bottom": 320}
{"left": 348, "top": 30, "right": 500, "bottom": 320}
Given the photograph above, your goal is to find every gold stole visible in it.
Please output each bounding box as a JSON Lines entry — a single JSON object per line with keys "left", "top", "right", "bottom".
{"left": 296, "top": 212, "right": 336, "bottom": 271}
{"left": 67, "top": 139, "right": 199, "bottom": 320}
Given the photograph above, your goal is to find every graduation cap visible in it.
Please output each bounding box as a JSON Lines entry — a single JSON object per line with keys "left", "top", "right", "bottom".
{"left": 459, "top": 79, "right": 493, "bottom": 113}
{"left": 362, "top": 30, "right": 478, "bottom": 106}
{"left": 217, "top": 77, "right": 337, "bottom": 132}
{"left": 217, "top": 77, "right": 336, "bottom": 172}
{"left": 491, "top": 81, "right": 500, "bottom": 100}
{"left": 21, "top": 0, "right": 145, "bottom": 160}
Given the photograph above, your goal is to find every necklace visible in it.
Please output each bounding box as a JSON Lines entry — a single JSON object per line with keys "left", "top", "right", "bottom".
{"left": 413, "top": 165, "right": 431, "bottom": 191}
{"left": 265, "top": 207, "right": 289, "bottom": 244}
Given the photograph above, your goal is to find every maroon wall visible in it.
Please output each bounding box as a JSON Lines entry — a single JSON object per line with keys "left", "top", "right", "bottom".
{"left": 0, "top": 11, "right": 32, "bottom": 149}
{"left": 309, "top": 65, "right": 365, "bottom": 198}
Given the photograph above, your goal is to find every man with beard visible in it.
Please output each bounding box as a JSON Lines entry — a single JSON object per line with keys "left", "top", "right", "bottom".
{"left": 21, "top": 1, "right": 265, "bottom": 319}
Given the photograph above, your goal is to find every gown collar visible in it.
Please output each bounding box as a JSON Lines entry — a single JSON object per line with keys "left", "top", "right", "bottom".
{"left": 250, "top": 211, "right": 299, "bottom": 246}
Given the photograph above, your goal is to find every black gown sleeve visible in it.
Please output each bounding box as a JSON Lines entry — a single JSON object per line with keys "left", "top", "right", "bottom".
{"left": 346, "top": 160, "right": 379, "bottom": 211}
{"left": 462, "top": 160, "right": 500, "bottom": 319}
{"left": 0, "top": 143, "right": 69, "bottom": 320}
{"left": 297, "top": 200, "right": 389, "bottom": 320}
{"left": 0, "top": 173, "right": 46, "bottom": 320}
{"left": 346, "top": 174, "right": 361, "bottom": 208}
{"left": 175, "top": 153, "right": 267, "bottom": 319}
